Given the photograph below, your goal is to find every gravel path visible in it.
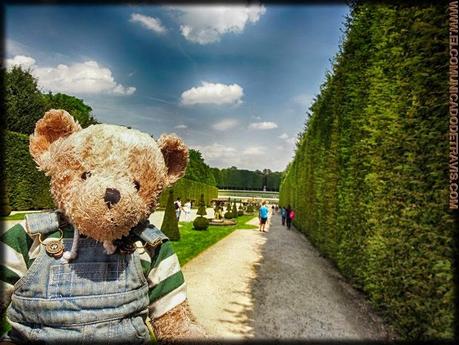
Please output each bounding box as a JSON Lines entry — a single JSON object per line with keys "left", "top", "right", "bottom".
{"left": 182, "top": 213, "right": 396, "bottom": 341}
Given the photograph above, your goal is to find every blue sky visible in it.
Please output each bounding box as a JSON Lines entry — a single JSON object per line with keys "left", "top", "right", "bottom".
{"left": 6, "top": 3, "right": 349, "bottom": 171}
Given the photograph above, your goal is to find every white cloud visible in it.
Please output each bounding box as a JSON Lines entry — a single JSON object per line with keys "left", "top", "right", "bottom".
{"left": 6, "top": 55, "right": 36, "bottom": 69}
{"left": 194, "top": 143, "right": 237, "bottom": 161}
{"left": 6, "top": 55, "right": 136, "bottom": 96}
{"left": 168, "top": 4, "right": 266, "bottom": 44}
{"left": 293, "top": 93, "right": 314, "bottom": 109}
{"left": 174, "top": 124, "right": 188, "bottom": 129}
{"left": 194, "top": 142, "right": 281, "bottom": 170}
{"left": 212, "top": 118, "right": 238, "bottom": 131}
{"left": 5, "top": 40, "right": 30, "bottom": 57}
{"left": 248, "top": 121, "right": 278, "bottom": 130}
{"left": 278, "top": 132, "right": 297, "bottom": 146}
{"left": 242, "top": 146, "right": 265, "bottom": 155}
{"left": 180, "top": 81, "right": 243, "bottom": 106}
{"left": 130, "top": 13, "right": 167, "bottom": 34}
{"left": 286, "top": 137, "right": 297, "bottom": 145}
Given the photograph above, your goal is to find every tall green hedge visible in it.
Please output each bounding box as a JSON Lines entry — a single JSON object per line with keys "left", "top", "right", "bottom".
{"left": 158, "top": 178, "right": 218, "bottom": 207}
{"left": 2, "top": 130, "right": 54, "bottom": 210}
{"left": 280, "top": 2, "right": 454, "bottom": 340}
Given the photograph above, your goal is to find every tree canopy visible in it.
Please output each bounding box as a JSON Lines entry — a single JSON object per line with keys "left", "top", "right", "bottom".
{"left": 3, "top": 66, "right": 97, "bottom": 134}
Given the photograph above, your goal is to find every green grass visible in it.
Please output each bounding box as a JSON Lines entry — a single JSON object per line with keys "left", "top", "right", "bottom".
{"left": 0, "top": 212, "right": 30, "bottom": 221}
{"left": 172, "top": 215, "right": 257, "bottom": 266}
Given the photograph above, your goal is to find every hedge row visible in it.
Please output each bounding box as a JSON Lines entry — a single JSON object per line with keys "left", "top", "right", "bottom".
{"left": 158, "top": 178, "right": 218, "bottom": 208}
{"left": 2, "top": 130, "right": 54, "bottom": 210}
{"left": 280, "top": 2, "right": 453, "bottom": 340}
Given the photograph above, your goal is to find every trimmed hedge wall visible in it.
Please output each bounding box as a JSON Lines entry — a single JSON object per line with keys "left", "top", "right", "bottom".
{"left": 158, "top": 178, "right": 218, "bottom": 208}
{"left": 279, "top": 2, "right": 453, "bottom": 340}
{"left": 2, "top": 130, "right": 54, "bottom": 210}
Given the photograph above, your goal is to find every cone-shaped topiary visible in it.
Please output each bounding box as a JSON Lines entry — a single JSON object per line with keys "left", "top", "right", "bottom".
{"left": 197, "top": 193, "right": 207, "bottom": 217}
{"left": 232, "top": 201, "right": 238, "bottom": 218}
{"left": 161, "top": 189, "right": 180, "bottom": 241}
{"left": 246, "top": 203, "right": 254, "bottom": 213}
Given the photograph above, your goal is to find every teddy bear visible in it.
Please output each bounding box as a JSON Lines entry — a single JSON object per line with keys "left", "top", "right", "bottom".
{"left": 0, "top": 109, "right": 206, "bottom": 343}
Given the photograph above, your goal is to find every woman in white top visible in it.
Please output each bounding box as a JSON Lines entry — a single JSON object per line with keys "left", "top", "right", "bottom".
{"left": 184, "top": 199, "right": 192, "bottom": 221}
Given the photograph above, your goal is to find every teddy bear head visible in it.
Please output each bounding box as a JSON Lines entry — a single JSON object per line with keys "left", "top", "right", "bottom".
{"left": 29, "top": 109, "right": 188, "bottom": 242}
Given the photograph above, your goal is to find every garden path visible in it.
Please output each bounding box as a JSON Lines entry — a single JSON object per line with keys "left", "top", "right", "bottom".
{"left": 182, "top": 212, "right": 395, "bottom": 340}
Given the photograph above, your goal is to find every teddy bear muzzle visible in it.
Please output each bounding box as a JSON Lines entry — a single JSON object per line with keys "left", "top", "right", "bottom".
{"left": 104, "top": 188, "right": 121, "bottom": 208}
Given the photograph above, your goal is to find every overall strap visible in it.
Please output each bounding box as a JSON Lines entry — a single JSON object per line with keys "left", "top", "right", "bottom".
{"left": 24, "top": 211, "right": 60, "bottom": 235}
{"left": 132, "top": 221, "right": 169, "bottom": 248}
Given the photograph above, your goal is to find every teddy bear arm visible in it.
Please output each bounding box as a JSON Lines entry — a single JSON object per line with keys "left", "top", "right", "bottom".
{"left": 151, "top": 299, "right": 206, "bottom": 342}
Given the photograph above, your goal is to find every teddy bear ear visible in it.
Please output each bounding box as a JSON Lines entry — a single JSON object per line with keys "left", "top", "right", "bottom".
{"left": 158, "top": 133, "right": 189, "bottom": 185}
{"left": 29, "top": 109, "right": 82, "bottom": 166}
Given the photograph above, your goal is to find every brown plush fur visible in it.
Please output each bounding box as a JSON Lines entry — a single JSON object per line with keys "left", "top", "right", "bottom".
{"left": 29, "top": 109, "right": 189, "bottom": 242}
{"left": 153, "top": 301, "right": 208, "bottom": 343}
{"left": 28, "top": 109, "right": 205, "bottom": 340}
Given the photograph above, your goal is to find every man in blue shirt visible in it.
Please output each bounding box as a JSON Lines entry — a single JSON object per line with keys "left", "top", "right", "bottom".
{"left": 258, "top": 201, "right": 269, "bottom": 232}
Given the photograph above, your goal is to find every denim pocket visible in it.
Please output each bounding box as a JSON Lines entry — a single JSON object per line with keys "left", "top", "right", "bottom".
{"left": 48, "top": 259, "right": 128, "bottom": 298}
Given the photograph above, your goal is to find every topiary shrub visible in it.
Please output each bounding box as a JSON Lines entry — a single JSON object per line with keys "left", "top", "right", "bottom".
{"left": 161, "top": 189, "right": 180, "bottom": 241}
{"left": 197, "top": 193, "right": 207, "bottom": 216}
{"left": 246, "top": 204, "right": 254, "bottom": 213}
{"left": 237, "top": 210, "right": 244, "bottom": 216}
{"left": 193, "top": 216, "right": 209, "bottom": 230}
{"left": 224, "top": 211, "right": 234, "bottom": 219}
{"left": 232, "top": 202, "right": 238, "bottom": 218}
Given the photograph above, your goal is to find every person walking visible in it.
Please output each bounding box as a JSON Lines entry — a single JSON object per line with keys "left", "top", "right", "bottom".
{"left": 183, "top": 199, "right": 192, "bottom": 221}
{"left": 281, "top": 206, "right": 286, "bottom": 226}
{"left": 258, "top": 201, "right": 269, "bottom": 232}
{"left": 286, "top": 204, "right": 294, "bottom": 229}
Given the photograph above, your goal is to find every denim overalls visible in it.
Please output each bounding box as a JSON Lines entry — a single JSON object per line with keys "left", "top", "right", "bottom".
{"left": 5, "top": 213, "right": 166, "bottom": 344}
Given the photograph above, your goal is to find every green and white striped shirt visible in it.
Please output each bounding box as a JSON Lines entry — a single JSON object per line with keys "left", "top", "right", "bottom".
{"left": 0, "top": 222, "right": 186, "bottom": 319}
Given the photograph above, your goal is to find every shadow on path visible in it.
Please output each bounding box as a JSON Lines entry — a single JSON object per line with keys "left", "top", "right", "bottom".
{"left": 183, "top": 212, "right": 396, "bottom": 341}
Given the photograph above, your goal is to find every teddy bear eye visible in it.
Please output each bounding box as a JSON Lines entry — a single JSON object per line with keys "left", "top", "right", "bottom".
{"left": 134, "top": 180, "right": 140, "bottom": 191}
{"left": 81, "top": 171, "right": 91, "bottom": 180}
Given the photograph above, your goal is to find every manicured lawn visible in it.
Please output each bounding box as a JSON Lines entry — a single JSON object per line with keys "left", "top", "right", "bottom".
{"left": 172, "top": 214, "right": 257, "bottom": 266}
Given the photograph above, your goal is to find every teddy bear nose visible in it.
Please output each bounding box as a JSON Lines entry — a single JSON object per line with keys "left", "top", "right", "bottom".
{"left": 104, "top": 188, "right": 121, "bottom": 208}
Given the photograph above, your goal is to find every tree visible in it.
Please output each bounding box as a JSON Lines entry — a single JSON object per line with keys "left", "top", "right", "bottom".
{"left": 43, "top": 93, "right": 98, "bottom": 128}
{"left": 161, "top": 190, "right": 180, "bottom": 241}
{"left": 184, "top": 149, "right": 216, "bottom": 186}
{"left": 4, "top": 66, "right": 47, "bottom": 134}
